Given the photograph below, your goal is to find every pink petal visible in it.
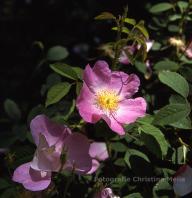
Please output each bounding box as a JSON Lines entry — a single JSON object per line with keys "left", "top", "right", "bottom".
{"left": 119, "top": 46, "right": 135, "bottom": 65}
{"left": 89, "top": 142, "right": 109, "bottom": 161}
{"left": 76, "top": 83, "right": 102, "bottom": 123}
{"left": 102, "top": 115, "right": 125, "bottom": 135}
{"left": 30, "top": 135, "right": 61, "bottom": 172}
{"left": 83, "top": 61, "right": 111, "bottom": 93}
{"left": 110, "top": 72, "right": 140, "bottom": 99}
{"left": 115, "top": 97, "right": 147, "bottom": 124}
{"left": 94, "top": 188, "right": 116, "bottom": 198}
{"left": 146, "top": 40, "right": 154, "bottom": 52}
{"left": 12, "top": 162, "right": 51, "bottom": 191}
{"left": 30, "top": 115, "right": 71, "bottom": 150}
{"left": 173, "top": 165, "right": 192, "bottom": 196}
{"left": 64, "top": 133, "right": 92, "bottom": 174}
{"left": 87, "top": 159, "right": 100, "bottom": 174}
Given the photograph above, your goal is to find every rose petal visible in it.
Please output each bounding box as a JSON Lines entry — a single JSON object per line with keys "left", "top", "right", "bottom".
{"left": 83, "top": 61, "right": 111, "bottom": 93}
{"left": 76, "top": 83, "right": 102, "bottom": 123}
{"left": 115, "top": 97, "right": 146, "bottom": 124}
{"left": 102, "top": 115, "right": 125, "bottom": 135}
{"left": 110, "top": 72, "right": 140, "bottom": 99}
{"left": 87, "top": 159, "right": 100, "bottom": 174}
{"left": 30, "top": 115, "right": 71, "bottom": 151}
{"left": 31, "top": 135, "right": 61, "bottom": 172}
{"left": 64, "top": 133, "right": 92, "bottom": 174}
{"left": 89, "top": 142, "right": 109, "bottom": 161}
{"left": 173, "top": 165, "right": 192, "bottom": 196}
{"left": 12, "top": 162, "right": 51, "bottom": 191}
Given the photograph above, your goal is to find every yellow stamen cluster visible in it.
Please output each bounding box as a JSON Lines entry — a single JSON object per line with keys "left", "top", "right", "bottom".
{"left": 169, "top": 37, "right": 185, "bottom": 48}
{"left": 96, "top": 90, "right": 119, "bottom": 113}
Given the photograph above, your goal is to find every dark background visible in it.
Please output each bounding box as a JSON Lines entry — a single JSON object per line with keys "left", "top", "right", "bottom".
{"left": 0, "top": 0, "right": 155, "bottom": 114}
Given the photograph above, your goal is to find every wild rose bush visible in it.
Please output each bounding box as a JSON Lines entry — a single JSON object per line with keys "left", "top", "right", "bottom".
{"left": 1, "top": 1, "right": 192, "bottom": 198}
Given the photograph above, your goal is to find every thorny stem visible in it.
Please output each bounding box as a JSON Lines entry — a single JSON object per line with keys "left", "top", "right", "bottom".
{"left": 112, "top": 6, "right": 128, "bottom": 70}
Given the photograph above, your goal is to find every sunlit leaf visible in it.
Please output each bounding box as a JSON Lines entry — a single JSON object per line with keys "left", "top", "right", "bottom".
{"left": 95, "top": 12, "right": 116, "bottom": 20}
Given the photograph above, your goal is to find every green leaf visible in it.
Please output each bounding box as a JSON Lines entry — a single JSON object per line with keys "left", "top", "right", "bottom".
{"left": 114, "top": 158, "right": 126, "bottom": 167}
{"left": 137, "top": 115, "right": 154, "bottom": 125}
{"left": 172, "top": 146, "right": 189, "bottom": 164}
{"left": 169, "top": 94, "right": 186, "bottom": 104}
{"left": 112, "top": 27, "right": 130, "bottom": 34}
{"left": 150, "top": 3, "right": 173, "bottom": 13}
{"left": 168, "top": 24, "right": 179, "bottom": 33}
{"left": 4, "top": 99, "right": 21, "bottom": 121}
{"left": 177, "top": 1, "right": 189, "bottom": 12}
{"left": 135, "top": 21, "right": 149, "bottom": 39}
{"left": 124, "top": 149, "right": 150, "bottom": 168}
{"left": 153, "top": 178, "right": 172, "bottom": 197}
{"left": 45, "top": 82, "right": 71, "bottom": 107}
{"left": 154, "top": 60, "right": 180, "bottom": 71}
{"left": 47, "top": 46, "right": 69, "bottom": 61}
{"left": 170, "top": 117, "right": 192, "bottom": 129}
{"left": 134, "top": 61, "right": 147, "bottom": 74}
{"left": 153, "top": 103, "right": 190, "bottom": 126}
{"left": 72, "top": 67, "right": 83, "bottom": 80}
{"left": 50, "top": 63, "right": 78, "bottom": 80}
{"left": 76, "top": 82, "right": 83, "bottom": 96}
{"left": 158, "top": 71, "right": 189, "bottom": 98}
{"left": 139, "top": 124, "right": 169, "bottom": 158}
{"left": 111, "top": 142, "right": 127, "bottom": 152}
{"left": 0, "top": 179, "right": 11, "bottom": 190}
{"left": 94, "top": 12, "right": 116, "bottom": 20}
{"left": 124, "top": 18, "right": 136, "bottom": 26}
{"left": 123, "top": 193, "right": 143, "bottom": 198}
{"left": 152, "top": 42, "right": 162, "bottom": 51}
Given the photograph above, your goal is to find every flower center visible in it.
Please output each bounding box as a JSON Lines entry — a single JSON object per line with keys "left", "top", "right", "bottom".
{"left": 96, "top": 90, "right": 119, "bottom": 112}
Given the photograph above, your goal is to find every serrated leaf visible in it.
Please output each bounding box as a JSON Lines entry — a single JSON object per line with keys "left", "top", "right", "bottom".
{"left": 150, "top": 3, "right": 173, "bottom": 13}
{"left": 170, "top": 117, "right": 192, "bottom": 129}
{"left": 169, "top": 94, "right": 186, "bottom": 104}
{"left": 153, "top": 178, "right": 172, "bottom": 197}
{"left": 154, "top": 60, "right": 180, "bottom": 71}
{"left": 153, "top": 103, "right": 190, "bottom": 126}
{"left": 47, "top": 46, "right": 69, "bottom": 61}
{"left": 50, "top": 63, "right": 78, "bottom": 80}
{"left": 111, "top": 142, "right": 127, "bottom": 152}
{"left": 124, "top": 18, "right": 136, "bottom": 26}
{"left": 159, "top": 71, "right": 189, "bottom": 98}
{"left": 45, "top": 82, "right": 71, "bottom": 107}
{"left": 95, "top": 12, "right": 116, "bottom": 20}
{"left": 139, "top": 124, "right": 169, "bottom": 158}
{"left": 4, "top": 99, "right": 21, "bottom": 121}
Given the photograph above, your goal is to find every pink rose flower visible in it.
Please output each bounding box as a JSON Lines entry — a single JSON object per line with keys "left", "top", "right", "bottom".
{"left": 181, "top": 41, "right": 192, "bottom": 59}
{"left": 119, "top": 45, "right": 136, "bottom": 65}
{"left": 119, "top": 40, "right": 154, "bottom": 65}
{"left": 94, "top": 188, "right": 120, "bottom": 198}
{"left": 76, "top": 61, "right": 147, "bottom": 135}
{"left": 173, "top": 164, "right": 192, "bottom": 196}
{"left": 12, "top": 115, "right": 92, "bottom": 191}
{"left": 88, "top": 142, "right": 109, "bottom": 174}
